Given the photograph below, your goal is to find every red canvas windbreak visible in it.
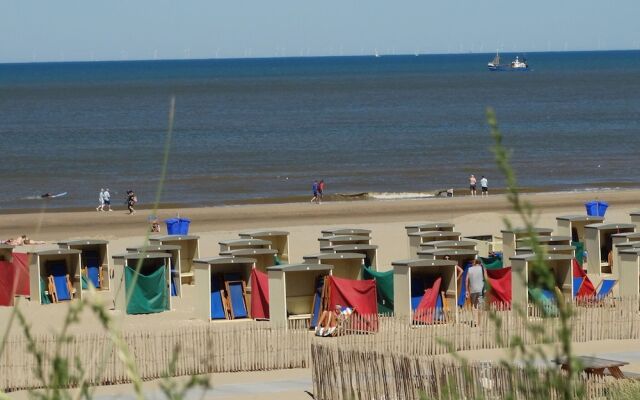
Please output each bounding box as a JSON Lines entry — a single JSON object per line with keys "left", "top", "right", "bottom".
{"left": 0, "top": 261, "right": 17, "bottom": 306}
{"left": 413, "top": 276, "right": 442, "bottom": 324}
{"left": 327, "top": 275, "right": 378, "bottom": 315}
{"left": 250, "top": 269, "right": 269, "bottom": 319}
{"left": 486, "top": 267, "right": 512, "bottom": 306}
{"left": 572, "top": 259, "right": 596, "bottom": 298}
{"left": 12, "top": 253, "right": 30, "bottom": 296}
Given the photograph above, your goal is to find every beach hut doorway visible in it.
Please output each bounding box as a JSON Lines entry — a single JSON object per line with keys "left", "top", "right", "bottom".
{"left": 58, "top": 240, "right": 110, "bottom": 292}
{"left": 113, "top": 253, "right": 172, "bottom": 315}
{"left": 29, "top": 249, "right": 82, "bottom": 304}
{"left": 127, "top": 245, "right": 182, "bottom": 297}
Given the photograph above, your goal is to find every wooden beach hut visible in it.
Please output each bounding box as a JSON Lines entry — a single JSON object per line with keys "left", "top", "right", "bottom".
{"left": 630, "top": 211, "right": 640, "bottom": 226}
{"left": 29, "top": 249, "right": 82, "bottom": 304}
{"left": 220, "top": 248, "right": 279, "bottom": 272}
{"left": 193, "top": 256, "right": 256, "bottom": 321}
{"left": 510, "top": 254, "right": 573, "bottom": 310}
{"left": 303, "top": 252, "right": 366, "bottom": 280}
{"left": 320, "top": 228, "right": 371, "bottom": 238}
{"left": 404, "top": 222, "right": 455, "bottom": 236}
{"left": 149, "top": 235, "right": 200, "bottom": 285}
{"left": 419, "top": 240, "right": 477, "bottom": 252}
{"left": 462, "top": 234, "right": 503, "bottom": 258}
{"left": 501, "top": 227, "right": 554, "bottom": 266}
{"left": 113, "top": 252, "right": 172, "bottom": 315}
{"left": 618, "top": 249, "right": 640, "bottom": 298}
{"left": 267, "top": 263, "right": 333, "bottom": 326}
{"left": 611, "top": 232, "right": 640, "bottom": 277}
{"left": 239, "top": 230, "right": 290, "bottom": 263}
{"left": 417, "top": 248, "right": 478, "bottom": 268}
{"left": 219, "top": 238, "right": 272, "bottom": 253}
{"left": 318, "top": 235, "right": 371, "bottom": 249}
{"left": 556, "top": 215, "right": 605, "bottom": 242}
{"left": 408, "top": 231, "right": 462, "bottom": 257}
{"left": 127, "top": 245, "right": 182, "bottom": 297}
{"left": 58, "top": 239, "right": 110, "bottom": 291}
{"left": 585, "top": 223, "right": 636, "bottom": 276}
{"left": 329, "top": 244, "right": 378, "bottom": 269}
{"left": 391, "top": 259, "right": 457, "bottom": 325}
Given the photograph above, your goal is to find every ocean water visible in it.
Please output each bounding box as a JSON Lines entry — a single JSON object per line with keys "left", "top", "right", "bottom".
{"left": 0, "top": 51, "right": 639, "bottom": 210}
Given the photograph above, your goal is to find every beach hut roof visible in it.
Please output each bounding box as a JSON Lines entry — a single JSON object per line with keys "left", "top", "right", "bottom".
{"left": 58, "top": 239, "right": 109, "bottom": 246}
{"left": 391, "top": 259, "right": 458, "bottom": 268}
{"left": 516, "top": 235, "right": 572, "bottom": 243}
{"left": 417, "top": 249, "right": 478, "bottom": 257}
{"left": 29, "top": 249, "right": 81, "bottom": 256}
{"left": 127, "top": 244, "right": 182, "bottom": 252}
{"left": 220, "top": 248, "right": 278, "bottom": 256}
{"left": 218, "top": 238, "right": 272, "bottom": 246}
{"left": 556, "top": 215, "right": 605, "bottom": 222}
{"left": 267, "top": 263, "right": 333, "bottom": 272}
{"left": 501, "top": 227, "right": 554, "bottom": 234}
{"left": 194, "top": 256, "right": 256, "bottom": 265}
{"left": 615, "top": 241, "right": 640, "bottom": 249}
{"left": 420, "top": 240, "right": 476, "bottom": 247}
{"left": 302, "top": 252, "right": 366, "bottom": 261}
{"left": 330, "top": 244, "right": 378, "bottom": 252}
{"left": 150, "top": 234, "right": 200, "bottom": 241}
{"left": 112, "top": 252, "right": 171, "bottom": 260}
{"left": 408, "top": 231, "right": 461, "bottom": 238}
{"left": 630, "top": 210, "right": 640, "bottom": 216}
{"left": 317, "top": 235, "right": 370, "bottom": 242}
{"left": 619, "top": 248, "right": 640, "bottom": 256}
{"left": 404, "top": 222, "right": 455, "bottom": 230}
{"left": 239, "top": 229, "right": 289, "bottom": 237}
{"left": 320, "top": 228, "right": 371, "bottom": 236}
{"left": 584, "top": 223, "right": 636, "bottom": 231}
{"left": 0, "top": 244, "right": 14, "bottom": 250}
{"left": 517, "top": 244, "right": 576, "bottom": 252}
{"left": 510, "top": 253, "right": 573, "bottom": 262}
{"left": 611, "top": 232, "right": 640, "bottom": 239}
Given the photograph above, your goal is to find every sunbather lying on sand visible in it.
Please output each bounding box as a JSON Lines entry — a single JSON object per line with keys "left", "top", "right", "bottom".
{"left": 3, "top": 235, "right": 45, "bottom": 245}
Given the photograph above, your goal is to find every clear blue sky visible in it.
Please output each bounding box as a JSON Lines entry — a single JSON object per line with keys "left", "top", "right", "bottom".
{"left": 2, "top": 0, "right": 639, "bottom": 63}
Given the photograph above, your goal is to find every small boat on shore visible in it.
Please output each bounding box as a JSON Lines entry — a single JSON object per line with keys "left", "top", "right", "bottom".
{"left": 488, "top": 52, "right": 529, "bottom": 71}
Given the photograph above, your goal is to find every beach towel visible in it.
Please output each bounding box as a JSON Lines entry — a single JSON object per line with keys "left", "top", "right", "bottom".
{"left": 572, "top": 259, "right": 596, "bottom": 298}
{"left": 414, "top": 276, "right": 443, "bottom": 324}
{"left": 0, "top": 261, "right": 16, "bottom": 306}
{"left": 210, "top": 275, "right": 226, "bottom": 319}
{"left": 485, "top": 267, "right": 512, "bottom": 306}
{"left": 12, "top": 253, "right": 30, "bottom": 296}
{"left": 250, "top": 269, "right": 269, "bottom": 319}
{"left": 48, "top": 261, "right": 71, "bottom": 301}
{"left": 227, "top": 281, "right": 248, "bottom": 319}
{"left": 83, "top": 251, "right": 101, "bottom": 288}
{"left": 480, "top": 255, "right": 503, "bottom": 270}
{"left": 327, "top": 275, "right": 378, "bottom": 332}
{"left": 362, "top": 266, "right": 394, "bottom": 314}
{"left": 124, "top": 265, "right": 168, "bottom": 314}
{"left": 310, "top": 276, "right": 324, "bottom": 328}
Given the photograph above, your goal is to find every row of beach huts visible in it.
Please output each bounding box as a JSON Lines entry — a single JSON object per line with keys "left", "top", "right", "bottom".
{"left": 1, "top": 210, "right": 640, "bottom": 327}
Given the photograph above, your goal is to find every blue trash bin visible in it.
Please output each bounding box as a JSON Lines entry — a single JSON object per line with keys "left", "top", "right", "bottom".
{"left": 165, "top": 218, "right": 180, "bottom": 235}
{"left": 178, "top": 218, "right": 191, "bottom": 235}
{"left": 585, "top": 201, "right": 608, "bottom": 217}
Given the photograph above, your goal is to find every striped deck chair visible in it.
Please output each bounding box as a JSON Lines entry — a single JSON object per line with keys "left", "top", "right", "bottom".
{"left": 596, "top": 279, "right": 617, "bottom": 301}
{"left": 573, "top": 277, "right": 584, "bottom": 298}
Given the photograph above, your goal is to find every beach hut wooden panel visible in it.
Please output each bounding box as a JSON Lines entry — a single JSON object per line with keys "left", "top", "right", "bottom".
{"left": 218, "top": 238, "right": 271, "bottom": 254}
{"left": 585, "top": 223, "right": 635, "bottom": 276}
{"left": 149, "top": 235, "right": 200, "bottom": 285}
{"left": 127, "top": 245, "right": 183, "bottom": 297}
{"left": 501, "top": 227, "right": 554, "bottom": 266}
{"left": 630, "top": 211, "right": 640, "bottom": 226}
{"left": 329, "top": 244, "right": 378, "bottom": 269}
{"left": 113, "top": 253, "right": 172, "bottom": 315}
{"left": 419, "top": 240, "right": 477, "bottom": 252}
{"left": 193, "top": 257, "right": 256, "bottom": 321}
{"left": 320, "top": 228, "right": 371, "bottom": 238}
{"left": 58, "top": 239, "right": 110, "bottom": 291}
{"left": 267, "top": 263, "right": 333, "bottom": 326}
{"left": 618, "top": 249, "right": 640, "bottom": 298}
{"left": 318, "top": 235, "right": 371, "bottom": 249}
{"left": 510, "top": 254, "right": 573, "bottom": 310}
{"left": 408, "top": 231, "right": 461, "bottom": 257}
{"left": 556, "top": 215, "right": 605, "bottom": 242}
{"left": 29, "top": 249, "right": 82, "bottom": 304}
{"left": 404, "top": 222, "right": 455, "bottom": 236}
{"left": 220, "top": 248, "right": 279, "bottom": 273}
{"left": 391, "top": 259, "right": 457, "bottom": 325}
{"left": 303, "top": 252, "right": 366, "bottom": 280}
{"left": 611, "top": 232, "right": 640, "bottom": 278}
{"left": 462, "top": 235, "right": 503, "bottom": 258}
{"left": 417, "top": 248, "right": 478, "bottom": 269}
{"left": 516, "top": 244, "right": 576, "bottom": 257}
{"left": 516, "top": 236, "right": 572, "bottom": 247}
{"left": 239, "top": 230, "right": 290, "bottom": 263}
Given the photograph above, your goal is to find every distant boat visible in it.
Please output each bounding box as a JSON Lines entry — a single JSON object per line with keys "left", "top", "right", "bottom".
{"left": 374, "top": 48, "right": 380, "bottom": 58}
{"left": 488, "top": 51, "right": 529, "bottom": 71}
{"left": 509, "top": 56, "right": 529, "bottom": 70}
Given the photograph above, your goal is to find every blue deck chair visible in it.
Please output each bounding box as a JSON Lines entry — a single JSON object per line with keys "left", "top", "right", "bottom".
{"left": 48, "top": 261, "right": 72, "bottom": 301}
{"left": 210, "top": 276, "right": 227, "bottom": 319}
{"left": 83, "top": 251, "right": 101, "bottom": 289}
{"left": 310, "top": 277, "right": 324, "bottom": 328}
{"left": 596, "top": 279, "right": 617, "bottom": 301}
{"left": 572, "top": 277, "right": 584, "bottom": 298}
{"left": 226, "top": 280, "right": 248, "bottom": 319}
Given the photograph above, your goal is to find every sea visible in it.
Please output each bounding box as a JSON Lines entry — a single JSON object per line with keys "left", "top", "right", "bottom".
{"left": 0, "top": 50, "right": 639, "bottom": 211}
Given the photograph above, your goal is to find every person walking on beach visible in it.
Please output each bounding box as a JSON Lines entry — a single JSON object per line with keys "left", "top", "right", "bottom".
{"left": 480, "top": 176, "right": 488, "bottom": 197}
{"left": 311, "top": 180, "right": 319, "bottom": 204}
{"left": 126, "top": 190, "right": 137, "bottom": 215}
{"left": 103, "top": 188, "right": 112, "bottom": 211}
{"left": 96, "top": 188, "right": 105, "bottom": 211}
{"left": 469, "top": 175, "right": 477, "bottom": 196}
{"left": 318, "top": 180, "right": 325, "bottom": 203}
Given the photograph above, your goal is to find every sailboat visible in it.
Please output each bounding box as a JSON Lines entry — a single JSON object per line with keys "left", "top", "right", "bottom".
{"left": 487, "top": 51, "right": 505, "bottom": 71}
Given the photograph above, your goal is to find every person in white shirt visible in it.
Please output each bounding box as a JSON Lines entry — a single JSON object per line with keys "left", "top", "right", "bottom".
{"left": 466, "top": 260, "right": 485, "bottom": 308}
{"left": 480, "top": 176, "right": 488, "bottom": 197}
{"left": 103, "top": 188, "right": 112, "bottom": 211}
{"left": 96, "top": 188, "right": 105, "bottom": 211}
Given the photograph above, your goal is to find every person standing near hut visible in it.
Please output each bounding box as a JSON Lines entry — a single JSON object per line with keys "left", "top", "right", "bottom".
{"left": 480, "top": 176, "right": 489, "bottom": 197}
{"left": 103, "top": 188, "right": 112, "bottom": 211}
{"left": 96, "top": 188, "right": 105, "bottom": 211}
{"left": 469, "top": 175, "right": 477, "bottom": 196}
{"left": 466, "top": 259, "right": 485, "bottom": 308}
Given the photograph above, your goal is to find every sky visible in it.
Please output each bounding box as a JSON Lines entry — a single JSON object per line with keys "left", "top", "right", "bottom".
{"left": 2, "top": 0, "right": 639, "bottom": 63}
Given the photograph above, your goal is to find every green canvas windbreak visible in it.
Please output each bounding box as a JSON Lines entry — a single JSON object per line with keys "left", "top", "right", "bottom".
{"left": 125, "top": 265, "right": 168, "bottom": 315}
{"left": 40, "top": 277, "right": 51, "bottom": 304}
{"left": 480, "top": 256, "right": 503, "bottom": 269}
{"left": 572, "top": 241, "right": 585, "bottom": 266}
{"left": 363, "top": 266, "right": 394, "bottom": 314}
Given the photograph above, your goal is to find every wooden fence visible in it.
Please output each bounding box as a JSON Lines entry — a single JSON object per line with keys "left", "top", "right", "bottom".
{"left": 1, "top": 298, "right": 639, "bottom": 392}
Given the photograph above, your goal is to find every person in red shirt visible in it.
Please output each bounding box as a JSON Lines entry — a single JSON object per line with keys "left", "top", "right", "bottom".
{"left": 318, "top": 180, "right": 325, "bottom": 203}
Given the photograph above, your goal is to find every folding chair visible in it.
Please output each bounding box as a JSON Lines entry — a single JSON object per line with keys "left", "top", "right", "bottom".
{"left": 47, "top": 261, "right": 74, "bottom": 302}
{"left": 596, "top": 279, "right": 617, "bottom": 301}
{"left": 210, "top": 275, "right": 228, "bottom": 320}
{"left": 573, "top": 277, "right": 584, "bottom": 299}
{"left": 225, "top": 279, "right": 249, "bottom": 319}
